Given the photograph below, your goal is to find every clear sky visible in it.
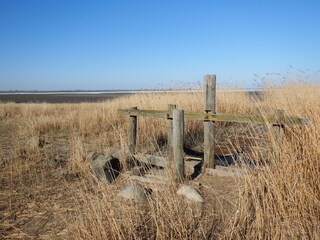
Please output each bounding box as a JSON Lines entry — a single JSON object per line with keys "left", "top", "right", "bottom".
{"left": 0, "top": 0, "right": 319, "bottom": 91}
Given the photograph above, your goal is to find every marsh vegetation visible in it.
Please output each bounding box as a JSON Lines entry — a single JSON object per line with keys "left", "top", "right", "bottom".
{"left": 0, "top": 83, "right": 319, "bottom": 239}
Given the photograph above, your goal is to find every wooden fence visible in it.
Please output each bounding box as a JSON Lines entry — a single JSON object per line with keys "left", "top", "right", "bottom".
{"left": 119, "top": 74, "right": 307, "bottom": 182}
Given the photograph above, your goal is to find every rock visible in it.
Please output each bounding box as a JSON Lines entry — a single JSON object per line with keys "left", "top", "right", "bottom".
{"left": 177, "top": 185, "right": 204, "bottom": 203}
{"left": 90, "top": 153, "right": 121, "bottom": 183}
{"left": 118, "top": 183, "right": 148, "bottom": 202}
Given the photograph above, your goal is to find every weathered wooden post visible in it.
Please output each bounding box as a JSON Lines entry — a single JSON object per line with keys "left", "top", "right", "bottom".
{"left": 129, "top": 107, "right": 138, "bottom": 155}
{"left": 172, "top": 109, "right": 184, "bottom": 182}
{"left": 203, "top": 75, "right": 216, "bottom": 169}
{"left": 167, "top": 104, "right": 176, "bottom": 148}
{"left": 272, "top": 109, "right": 285, "bottom": 158}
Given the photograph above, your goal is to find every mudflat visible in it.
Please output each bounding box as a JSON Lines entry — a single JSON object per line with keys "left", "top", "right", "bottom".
{"left": 0, "top": 93, "right": 129, "bottom": 103}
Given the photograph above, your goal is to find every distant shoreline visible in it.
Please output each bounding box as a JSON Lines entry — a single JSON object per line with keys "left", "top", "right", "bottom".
{"left": 0, "top": 89, "right": 202, "bottom": 95}
{"left": 0, "top": 92, "right": 128, "bottom": 103}
{"left": 0, "top": 88, "right": 262, "bottom": 94}
{"left": 0, "top": 89, "right": 264, "bottom": 103}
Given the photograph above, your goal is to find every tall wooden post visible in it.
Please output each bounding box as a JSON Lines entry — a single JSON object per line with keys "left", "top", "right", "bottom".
{"left": 172, "top": 109, "right": 184, "bottom": 182}
{"left": 129, "top": 107, "right": 138, "bottom": 155}
{"left": 204, "top": 75, "right": 216, "bottom": 169}
{"left": 167, "top": 104, "right": 176, "bottom": 148}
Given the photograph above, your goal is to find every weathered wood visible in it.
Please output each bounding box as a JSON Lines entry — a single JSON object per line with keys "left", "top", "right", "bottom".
{"left": 204, "top": 75, "right": 216, "bottom": 111}
{"left": 133, "top": 154, "right": 169, "bottom": 168}
{"left": 204, "top": 75, "right": 216, "bottom": 169}
{"left": 273, "top": 109, "right": 285, "bottom": 140}
{"left": 172, "top": 109, "right": 185, "bottom": 182}
{"left": 129, "top": 107, "right": 138, "bottom": 155}
{"left": 118, "top": 109, "right": 308, "bottom": 125}
{"left": 124, "top": 175, "right": 168, "bottom": 185}
{"left": 204, "top": 122, "right": 215, "bottom": 168}
{"left": 120, "top": 109, "right": 168, "bottom": 118}
{"left": 204, "top": 168, "right": 244, "bottom": 177}
{"left": 167, "top": 104, "right": 176, "bottom": 147}
{"left": 116, "top": 73, "right": 309, "bottom": 185}
{"left": 272, "top": 109, "right": 285, "bottom": 157}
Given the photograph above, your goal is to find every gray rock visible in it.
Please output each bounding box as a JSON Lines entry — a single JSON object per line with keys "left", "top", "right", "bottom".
{"left": 118, "top": 183, "right": 148, "bottom": 202}
{"left": 177, "top": 185, "right": 204, "bottom": 203}
{"left": 90, "top": 153, "right": 121, "bottom": 183}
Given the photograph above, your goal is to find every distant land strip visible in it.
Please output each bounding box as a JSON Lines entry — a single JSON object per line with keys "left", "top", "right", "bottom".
{"left": 0, "top": 89, "right": 264, "bottom": 103}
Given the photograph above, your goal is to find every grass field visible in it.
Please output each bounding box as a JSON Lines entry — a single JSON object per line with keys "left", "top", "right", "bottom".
{"left": 0, "top": 83, "right": 319, "bottom": 239}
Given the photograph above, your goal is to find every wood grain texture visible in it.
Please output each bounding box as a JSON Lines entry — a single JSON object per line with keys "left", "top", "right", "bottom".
{"left": 203, "top": 75, "right": 216, "bottom": 169}
{"left": 172, "top": 109, "right": 185, "bottom": 182}
{"left": 129, "top": 106, "right": 138, "bottom": 155}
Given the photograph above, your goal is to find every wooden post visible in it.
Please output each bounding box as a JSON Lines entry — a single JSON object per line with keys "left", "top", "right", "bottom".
{"left": 172, "top": 109, "right": 184, "bottom": 182}
{"left": 203, "top": 75, "right": 216, "bottom": 169}
{"left": 167, "top": 104, "right": 176, "bottom": 148}
{"left": 272, "top": 109, "right": 285, "bottom": 158}
{"left": 129, "top": 107, "right": 138, "bottom": 155}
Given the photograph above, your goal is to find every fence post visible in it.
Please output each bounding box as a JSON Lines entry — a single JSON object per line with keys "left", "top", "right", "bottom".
{"left": 167, "top": 104, "right": 176, "bottom": 148}
{"left": 272, "top": 109, "right": 285, "bottom": 158}
{"left": 203, "top": 75, "right": 216, "bottom": 169}
{"left": 172, "top": 109, "right": 184, "bottom": 182}
{"left": 129, "top": 107, "right": 138, "bottom": 155}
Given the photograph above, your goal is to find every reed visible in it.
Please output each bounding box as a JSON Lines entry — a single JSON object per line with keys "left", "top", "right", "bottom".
{"left": 0, "top": 83, "right": 319, "bottom": 239}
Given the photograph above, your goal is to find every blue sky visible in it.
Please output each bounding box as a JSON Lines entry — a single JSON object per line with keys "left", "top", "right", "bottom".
{"left": 0, "top": 0, "right": 319, "bottom": 90}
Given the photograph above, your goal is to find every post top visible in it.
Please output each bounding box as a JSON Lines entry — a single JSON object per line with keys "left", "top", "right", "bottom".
{"left": 204, "top": 74, "right": 216, "bottom": 80}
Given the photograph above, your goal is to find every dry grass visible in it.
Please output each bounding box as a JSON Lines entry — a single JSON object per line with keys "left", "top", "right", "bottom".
{"left": 0, "top": 83, "right": 319, "bottom": 239}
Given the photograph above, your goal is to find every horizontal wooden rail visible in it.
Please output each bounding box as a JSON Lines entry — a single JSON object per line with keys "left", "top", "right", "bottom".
{"left": 118, "top": 108, "right": 307, "bottom": 125}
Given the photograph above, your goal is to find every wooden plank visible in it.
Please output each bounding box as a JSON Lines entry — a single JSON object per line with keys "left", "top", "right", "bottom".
{"left": 126, "top": 175, "right": 168, "bottom": 185}
{"left": 129, "top": 107, "right": 137, "bottom": 155}
{"left": 204, "top": 74, "right": 216, "bottom": 169}
{"left": 118, "top": 109, "right": 307, "bottom": 125}
{"left": 133, "top": 154, "right": 169, "bottom": 168}
{"left": 204, "top": 168, "right": 243, "bottom": 177}
{"left": 172, "top": 109, "right": 185, "bottom": 182}
{"left": 120, "top": 109, "right": 168, "bottom": 118}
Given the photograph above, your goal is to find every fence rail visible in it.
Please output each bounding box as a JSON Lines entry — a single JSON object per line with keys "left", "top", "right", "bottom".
{"left": 118, "top": 108, "right": 307, "bottom": 125}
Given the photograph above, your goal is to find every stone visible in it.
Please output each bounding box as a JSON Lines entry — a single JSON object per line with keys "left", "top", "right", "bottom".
{"left": 177, "top": 185, "right": 204, "bottom": 203}
{"left": 118, "top": 182, "right": 148, "bottom": 202}
{"left": 90, "top": 153, "right": 121, "bottom": 183}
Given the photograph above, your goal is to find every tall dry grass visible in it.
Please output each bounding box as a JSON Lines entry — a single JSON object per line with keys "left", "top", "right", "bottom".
{"left": 0, "top": 83, "right": 319, "bottom": 239}
{"left": 232, "top": 84, "right": 320, "bottom": 239}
